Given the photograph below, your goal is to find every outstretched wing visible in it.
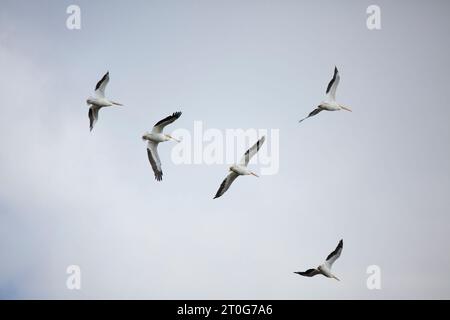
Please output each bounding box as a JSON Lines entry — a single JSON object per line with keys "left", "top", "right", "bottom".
{"left": 146, "top": 141, "right": 163, "bottom": 181}
{"left": 213, "top": 172, "right": 239, "bottom": 199}
{"left": 325, "top": 66, "right": 340, "bottom": 101}
{"left": 325, "top": 239, "right": 343, "bottom": 268}
{"left": 95, "top": 71, "right": 110, "bottom": 98}
{"left": 298, "top": 107, "right": 323, "bottom": 123}
{"left": 152, "top": 111, "right": 182, "bottom": 134}
{"left": 88, "top": 105, "right": 100, "bottom": 132}
{"left": 295, "top": 269, "right": 320, "bottom": 277}
{"left": 239, "top": 136, "right": 266, "bottom": 167}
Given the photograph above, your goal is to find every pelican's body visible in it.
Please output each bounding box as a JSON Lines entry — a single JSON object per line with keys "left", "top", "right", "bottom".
{"left": 87, "top": 96, "right": 115, "bottom": 108}
{"left": 294, "top": 239, "right": 343, "bottom": 281}
{"left": 230, "top": 164, "right": 254, "bottom": 176}
{"left": 317, "top": 264, "right": 337, "bottom": 279}
{"left": 318, "top": 101, "right": 342, "bottom": 111}
{"left": 142, "top": 132, "right": 173, "bottom": 143}
{"left": 142, "top": 111, "right": 182, "bottom": 181}
{"left": 86, "top": 72, "right": 123, "bottom": 131}
{"left": 299, "top": 67, "right": 351, "bottom": 123}
{"left": 213, "top": 136, "right": 265, "bottom": 199}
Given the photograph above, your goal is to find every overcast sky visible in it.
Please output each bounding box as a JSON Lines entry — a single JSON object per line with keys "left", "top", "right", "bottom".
{"left": 1, "top": 0, "right": 450, "bottom": 299}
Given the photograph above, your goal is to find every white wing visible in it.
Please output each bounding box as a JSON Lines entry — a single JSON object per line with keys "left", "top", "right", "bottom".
{"left": 325, "top": 239, "right": 343, "bottom": 268}
{"left": 213, "top": 172, "right": 239, "bottom": 199}
{"left": 152, "top": 111, "right": 182, "bottom": 134}
{"left": 325, "top": 67, "right": 340, "bottom": 102}
{"left": 239, "top": 136, "right": 266, "bottom": 167}
{"left": 95, "top": 72, "right": 110, "bottom": 98}
{"left": 146, "top": 141, "right": 163, "bottom": 181}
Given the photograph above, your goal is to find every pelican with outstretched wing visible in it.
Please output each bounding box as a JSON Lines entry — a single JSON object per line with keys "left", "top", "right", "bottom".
{"left": 294, "top": 239, "right": 343, "bottom": 281}
{"left": 299, "top": 67, "right": 351, "bottom": 123}
{"left": 142, "top": 112, "right": 182, "bottom": 181}
{"left": 86, "top": 71, "right": 123, "bottom": 131}
{"left": 213, "top": 136, "right": 266, "bottom": 199}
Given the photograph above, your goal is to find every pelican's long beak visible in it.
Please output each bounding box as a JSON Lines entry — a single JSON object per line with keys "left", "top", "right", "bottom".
{"left": 340, "top": 105, "right": 352, "bottom": 112}
{"left": 112, "top": 101, "right": 123, "bottom": 106}
{"left": 333, "top": 275, "right": 340, "bottom": 281}
{"left": 167, "top": 135, "right": 181, "bottom": 143}
{"left": 250, "top": 172, "right": 259, "bottom": 178}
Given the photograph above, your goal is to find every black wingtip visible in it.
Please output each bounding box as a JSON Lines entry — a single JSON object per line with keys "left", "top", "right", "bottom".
{"left": 335, "top": 239, "right": 344, "bottom": 251}
{"left": 95, "top": 72, "right": 109, "bottom": 91}
{"left": 88, "top": 108, "right": 94, "bottom": 132}
{"left": 154, "top": 111, "right": 183, "bottom": 127}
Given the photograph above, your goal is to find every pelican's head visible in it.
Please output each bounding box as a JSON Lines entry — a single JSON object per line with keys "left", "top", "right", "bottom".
{"left": 165, "top": 134, "right": 181, "bottom": 143}
{"left": 339, "top": 105, "right": 352, "bottom": 112}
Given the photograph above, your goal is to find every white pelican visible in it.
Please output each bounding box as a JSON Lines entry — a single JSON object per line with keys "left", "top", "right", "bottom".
{"left": 213, "top": 136, "right": 265, "bottom": 199}
{"left": 299, "top": 67, "right": 351, "bottom": 123}
{"left": 294, "top": 239, "right": 343, "bottom": 281}
{"left": 86, "top": 72, "right": 123, "bottom": 131}
{"left": 142, "top": 112, "right": 182, "bottom": 181}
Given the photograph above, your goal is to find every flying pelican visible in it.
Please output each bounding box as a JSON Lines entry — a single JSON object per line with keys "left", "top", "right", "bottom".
{"left": 299, "top": 67, "right": 351, "bottom": 123}
{"left": 294, "top": 239, "right": 343, "bottom": 281}
{"left": 142, "top": 112, "right": 182, "bottom": 181}
{"left": 213, "top": 136, "right": 265, "bottom": 199}
{"left": 86, "top": 72, "right": 123, "bottom": 131}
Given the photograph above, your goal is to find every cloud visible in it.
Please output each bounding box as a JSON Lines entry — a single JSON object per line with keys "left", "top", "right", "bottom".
{"left": 0, "top": 41, "right": 165, "bottom": 298}
{"left": 0, "top": 39, "right": 284, "bottom": 299}
{"left": 2, "top": 1, "right": 450, "bottom": 299}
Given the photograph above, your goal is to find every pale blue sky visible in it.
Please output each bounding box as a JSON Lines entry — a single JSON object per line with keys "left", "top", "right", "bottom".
{"left": 1, "top": 0, "right": 450, "bottom": 299}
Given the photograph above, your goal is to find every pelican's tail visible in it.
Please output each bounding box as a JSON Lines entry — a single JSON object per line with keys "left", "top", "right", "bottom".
{"left": 142, "top": 132, "right": 150, "bottom": 141}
